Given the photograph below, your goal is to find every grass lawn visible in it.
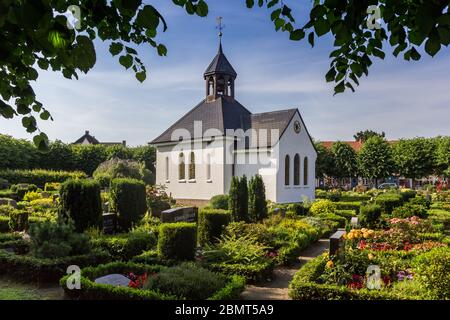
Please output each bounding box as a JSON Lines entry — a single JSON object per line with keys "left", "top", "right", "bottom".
{"left": 0, "top": 276, "right": 64, "bottom": 300}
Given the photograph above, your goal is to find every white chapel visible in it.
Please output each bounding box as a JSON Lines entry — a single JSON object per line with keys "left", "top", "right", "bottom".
{"left": 150, "top": 39, "right": 317, "bottom": 205}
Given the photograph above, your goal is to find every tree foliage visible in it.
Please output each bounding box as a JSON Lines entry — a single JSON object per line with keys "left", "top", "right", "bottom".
{"left": 248, "top": 174, "right": 267, "bottom": 222}
{"left": 353, "top": 129, "right": 385, "bottom": 142}
{"left": 330, "top": 141, "right": 358, "bottom": 178}
{"left": 392, "top": 137, "right": 436, "bottom": 179}
{"left": 357, "top": 136, "right": 394, "bottom": 184}
{"left": 314, "top": 141, "right": 335, "bottom": 178}
{"left": 1, "top": 1, "right": 449, "bottom": 146}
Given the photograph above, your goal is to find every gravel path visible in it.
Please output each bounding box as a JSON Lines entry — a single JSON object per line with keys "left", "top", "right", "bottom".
{"left": 240, "top": 239, "right": 329, "bottom": 300}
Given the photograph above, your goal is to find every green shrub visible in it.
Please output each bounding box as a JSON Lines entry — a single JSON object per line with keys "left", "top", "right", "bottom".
{"left": 248, "top": 174, "right": 267, "bottom": 222}
{"left": 358, "top": 204, "right": 382, "bottom": 228}
{"left": 9, "top": 210, "right": 29, "bottom": 232}
{"left": 0, "top": 169, "right": 87, "bottom": 187}
{"left": 110, "top": 178, "right": 147, "bottom": 231}
{"left": 10, "top": 184, "right": 38, "bottom": 201}
{"left": 0, "top": 178, "right": 9, "bottom": 189}
{"left": 335, "top": 201, "right": 362, "bottom": 213}
{"left": 413, "top": 247, "right": 450, "bottom": 299}
{"left": 93, "top": 158, "right": 153, "bottom": 186}
{"left": 23, "top": 191, "right": 41, "bottom": 202}
{"left": 30, "top": 220, "right": 91, "bottom": 259}
{"left": 210, "top": 194, "right": 229, "bottom": 210}
{"left": 392, "top": 203, "right": 428, "bottom": 219}
{"left": 427, "top": 209, "right": 450, "bottom": 228}
{"left": 310, "top": 199, "right": 336, "bottom": 215}
{"left": 334, "top": 209, "right": 356, "bottom": 220}
{"left": 317, "top": 213, "right": 346, "bottom": 228}
{"left": 44, "top": 182, "right": 61, "bottom": 191}
{"left": 228, "top": 176, "right": 248, "bottom": 222}
{"left": 409, "top": 196, "right": 431, "bottom": 209}
{"left": 158, "top": 222, "right": 197, "bottom": 260}
{"left": 90, "top": 231, "right": 157, "bottom": 261}
{"left": 145, "top": 185, "right": 173, "bottom": 217}
{"left": 144, "top": 262, "right": 227, "bottom": 300}
{"left": 0, "top": 216, "right": 9, "bottom": 232}
{"left": 0, "top": 205, "right": 15, "bottom": 217}
{"left": 59, "top": 179, "right": 102, "bottom": 232}
{"left": 0, "top": 249, "right": 110, "bottom": 284}
{"left": 375, "top": 193, "right": 403, "bottom": 214}
{"left": 399, "top": 189, "right": 417, "bottom": 202}
{"left": 198, "top": 208, "right": 231, "bottom": 246}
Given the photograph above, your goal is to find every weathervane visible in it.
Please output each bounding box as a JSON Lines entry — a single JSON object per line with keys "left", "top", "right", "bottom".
{"left": 216, "top": 16, "right": 225, "bottom": 40}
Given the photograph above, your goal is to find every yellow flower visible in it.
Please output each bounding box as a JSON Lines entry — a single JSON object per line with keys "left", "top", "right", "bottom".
{"left": 368, "top": 253, "right": 374, "bottom": 260}
{"left": 363, "top": 232, "right": 370, "bottom": 239}
{"left": 326, "top": 260, "right": 334, "bottom": 268}
{"left": 347, "top": 233, "right": 354, "bottom": 240}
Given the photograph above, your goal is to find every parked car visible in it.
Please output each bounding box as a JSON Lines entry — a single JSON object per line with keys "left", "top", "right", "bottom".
{"left": 377, "top": 183, "right": 398, "bottom": 190}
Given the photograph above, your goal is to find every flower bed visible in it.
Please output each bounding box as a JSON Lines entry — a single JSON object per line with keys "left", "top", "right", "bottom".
{"left": 60, "top": 261, "right": 246, "bottom": 300}
{"left": 289, "top": 215, "right": 450, "bottom": 300}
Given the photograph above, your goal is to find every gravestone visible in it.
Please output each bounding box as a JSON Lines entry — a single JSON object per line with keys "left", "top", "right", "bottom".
{"left": 350, "top": 217, "right": 359, "bottom": 228}
{"left": 102, "top": 212, "right": 117, "bottom": 234}
{"left": 272, "top": 207, "right": 286, "bottom": 218}
{"left": 329, "top": 229, "right": 346, "bottom": 259}
{"left": 161, "top": 207, "right": 198, "bottom": 223}
{"left": 0, "top": 198, "right": 17, "bottom": 208}
{"left": 95, "top": 274, "right": 130, "bottom": 287}
{"left": 102, "top": 201, "right": 110, "bottom": 213}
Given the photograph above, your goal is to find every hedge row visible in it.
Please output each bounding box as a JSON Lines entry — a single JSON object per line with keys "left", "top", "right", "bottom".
{"left": 0, "top": 216, "right": 48, "bottom": 233}
{"left": 198, "top": 208, "right": 231, "bottom": 246}
{"left": 0, "top": 169, "right": 87, "bottom": 188}
{"left": 208, "top": 261, "right": 274, "bottom": 283}
{"left": 289, "top": 254, "right": 403, "bottom": 300}
{"left": 157, "top": 222, "right": 197, "bottom": 261}
{"left": 335, "top": 201, "right": 362, "bottom": 213}
{"left": 60, "top": 261, "right": 245, "bottom": 300}
{"left": 0, "top": 249, "right": 110, "bottom": 284}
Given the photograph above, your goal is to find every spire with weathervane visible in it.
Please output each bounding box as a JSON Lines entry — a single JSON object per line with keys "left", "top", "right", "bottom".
{"left": 204, "top": 17, "right": 237, "bottom": 102}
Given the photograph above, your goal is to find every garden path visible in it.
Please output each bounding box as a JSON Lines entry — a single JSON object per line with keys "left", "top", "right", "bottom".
{"left": 240, "top": 239, "right": 329, "bottom": 300}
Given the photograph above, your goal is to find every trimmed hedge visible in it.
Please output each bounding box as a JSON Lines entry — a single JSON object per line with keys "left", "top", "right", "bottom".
{"left": 210, "top": 195, "right": 229, "bottom": 210}
{"left": 289, "top": 254, "right": 403, "bottom": 300}
{"left": 198, "top": 209, "right": 231, "bottom": 246}
{"left": 0, "top": 249, "right": 110, "bottom": 284}
{"left": 208, "top": 260, "right": 274, "bottom": 282}
{"left": 59, "top": 179, "right": 102, "bottom": 232}
{"left": 0, "top": 169, "right": 87, "bottom": 188}
{"left": 90, "top": 231, "right": 157, "bottom": 261}
{"left": 9, "top": 210, "right": 29, "bottom": 231}
{"left": 335, "top": 209, "right": 356, "bottom": 220}
{"left": 359, "top": 204, "right": 382, "bottom": 228}
{"left": 110, "top": 178, "right": 147, "bottom": 231}
{"left": 0, "top": 216, "right": 47, "bottom": 233}
{"left": 60, "top": 261, "right": 245, "bottom": 300}
{"left": 335, "top": 201, "right": 362, "bottom": 213}
{"left": 158, "top": 222, "right": 197, "bottom": 261}
{"left": 375, "top": 193, "right": 403, "bottom": 214}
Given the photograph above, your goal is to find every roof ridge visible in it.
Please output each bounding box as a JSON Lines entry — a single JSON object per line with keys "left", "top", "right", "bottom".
{"left": 252, "top": 108, "right": 297, "bottom": 116}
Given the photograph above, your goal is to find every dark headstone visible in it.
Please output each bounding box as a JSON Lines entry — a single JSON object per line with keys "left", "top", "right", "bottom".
{"left": 161, "top": 207, "right": 198, "bottom": 223}
{"left": 330, "top": 229, "right": 346, "bottom": 259}
{"left": 102, "top": 212, "right": 117, "bottom": 234}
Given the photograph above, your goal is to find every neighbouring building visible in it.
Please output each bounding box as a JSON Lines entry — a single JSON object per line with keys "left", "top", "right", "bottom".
{"left": 73, "top": 130, "right": 126, "bottom": 147}
{"left": 150, "top": 40, "right": 317, "bottom": 205}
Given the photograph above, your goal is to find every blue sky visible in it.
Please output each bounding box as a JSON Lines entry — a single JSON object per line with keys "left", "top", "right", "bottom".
{"left": 1, "top": 0, "right": 449, "bottom": 146}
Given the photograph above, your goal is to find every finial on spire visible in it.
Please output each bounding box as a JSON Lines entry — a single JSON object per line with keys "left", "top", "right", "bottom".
{"left": 216, "top": 16, "right": 224, "bottom": 41}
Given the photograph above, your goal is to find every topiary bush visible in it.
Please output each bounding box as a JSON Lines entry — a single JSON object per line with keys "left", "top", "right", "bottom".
{"left": 392, "top": 203, "right": 428, "bottom": 219}
{"left": 358, "top": 204, "right": 382, "bottom": 228}
{"left": 9, "top": 210, "right": 29, "bottom": 231}
{"left": 157, "top": 222, "right": 197, "bottom": 261}
{"left": 375, "top": 193, "right": 403, "bottom": 214}
{"left": 310, "top": 199, "right": 337, "bottom": 216}
{"left": 59, "top": 179, "right": 102, "bottom": 232}
{"left": 248, "top": 174, "right": 268, "bottom": 222}
{"left": 210, "top": 194, "right": 229, "bottom": 210}
{"left": 228, "top": 176, "right": 248, "bottom": 222}
{"left": 413, "top": 247, "right": 450, "bottom": 300}
{"left": 110, "top": 178, "right": 147, "bottom": 231}
{"left": 198, "top": 208, "right": 231, "bottom": 246}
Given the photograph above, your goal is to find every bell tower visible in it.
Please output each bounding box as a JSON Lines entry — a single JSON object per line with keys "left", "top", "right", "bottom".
{"left": 204, "top": 17, "right": 237, "bottom": 102}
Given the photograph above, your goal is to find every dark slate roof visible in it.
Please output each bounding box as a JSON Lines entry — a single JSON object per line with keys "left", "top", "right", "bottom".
{"left": 204, "top": 43, "right": 237, "bottom": 78}
{"left": 151, "top": 96, "right": 251, "bottom": 144}
{"left": 73, "top": 131, "right": 100, "bottom": 145}
{"left": 250, "top": 109, "right": 297, "bottom": 147}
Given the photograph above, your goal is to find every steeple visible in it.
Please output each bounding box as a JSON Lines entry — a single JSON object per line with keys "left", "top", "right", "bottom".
{"left": 204, "top": 17, "right": 237, "bottom": 101}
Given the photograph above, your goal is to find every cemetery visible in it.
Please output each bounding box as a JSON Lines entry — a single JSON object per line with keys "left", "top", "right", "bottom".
{"left": 0, "top": 163, "right": 449, "bottom": 300}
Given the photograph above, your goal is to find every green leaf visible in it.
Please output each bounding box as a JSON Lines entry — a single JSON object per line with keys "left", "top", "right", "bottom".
{"left": 157, "top": 44, "right": 167, "bottom": 56}
{"left": 271, "top": 8, "right": 281, "bottom": 21}
{"left": 314, "top": 18, "right": 329, "bottom": 37}
{"left": 33, "top": 132, "right": 49, "bottom": 151}
{"left": 334, "top": 81, "right": 345, "bottom": 95}
{"left": 0, "top": 100, "right": 16, "bottom": 118}
{"left": 437, "top": 27, "right": 450, "bottom": 46}
{"left": 325, "top": 68, "right": 336, "bottom": 82}
{"left": 246, "top": 0, "right": 255, "bottom": 8}
{"left": 425, "top": 37, "right": 441, "bottom": 57}
{"left": 196, "top": 0, "right": 208, "bottom": 17}
{"left": 40, "top": 110, "right": 51, "bottom": 120}
{"left": 109, "top": 42, "right": 123, "bottom": 56}
{"left": 290, "top": 29, "right": 305, "bottom": 41}
{"left": 37, "top": 59, "right": 49, "bottom": 70}
{"left": 350, "top": 63, "right": 363, "bottom": 77}
{"left": 119, "top": 54, "right": 133, "bottom": 69}
{"left": 372, "top": 48, "right": 385, "bottom": 59}
{"left": 136, "top": 5, "right": 160, "bottom": 30}
{"left": 72, "top": 35, "right": 96, "bottom": 73}
{"left": 410, "top": 47, "right": 421, "bottom": 61}
{"left": 274, "top": 18, "right": 285, "bottom": 31}
{"left": 308, "top": 32, "right": 315, "bottom": 47}
{"left": 136, "top": 71, "right": 146, "bottom": 83}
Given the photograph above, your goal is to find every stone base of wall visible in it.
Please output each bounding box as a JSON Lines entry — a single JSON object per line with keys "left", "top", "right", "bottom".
{"left": 174, "top": 198, "right": 210, "bottom": 207}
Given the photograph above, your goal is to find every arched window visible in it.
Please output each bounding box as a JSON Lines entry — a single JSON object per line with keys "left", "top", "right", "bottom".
{"left": 189, "top": 152, "right": 195, "bottom": 180}
{"left": 303, "top": 157, "right": 308, "bottom": 186}
{"left": 284, "top": 155, "right": 290, "bottom": 186}
{"left": 165, "top": 157, "right": 169, "bottom": 181}
{"left": 294, "top": 154, "right": 300, "bottom": 185}
{"left": 206, "top": 154, "right": 211, "bottom": 181}
{"left": 179, "top": 153, "right": 185, "bottom": 180}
